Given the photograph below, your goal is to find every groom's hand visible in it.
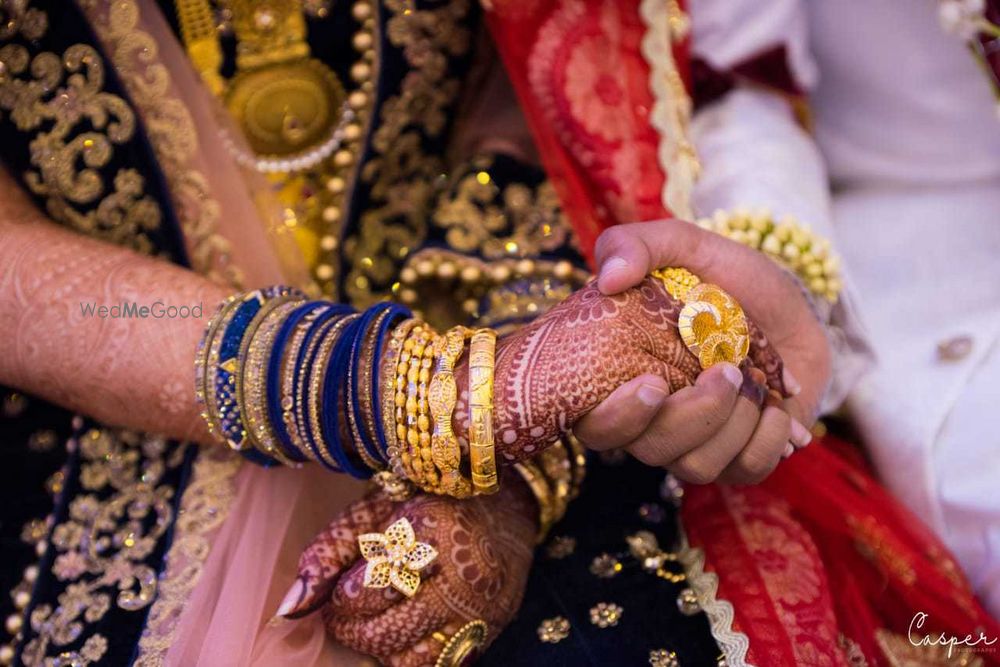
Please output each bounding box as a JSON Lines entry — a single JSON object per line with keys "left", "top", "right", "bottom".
{"left": 575, "top": 220, "right": 830, "bottom": 485}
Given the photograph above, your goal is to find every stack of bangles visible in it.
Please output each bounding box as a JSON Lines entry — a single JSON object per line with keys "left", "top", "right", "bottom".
{"left": 195, "top": 288, "right": 584, "bottom": 538}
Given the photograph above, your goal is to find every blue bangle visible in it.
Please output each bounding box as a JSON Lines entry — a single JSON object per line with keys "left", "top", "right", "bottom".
{"left": 215, "top": 286, "right": 289, "bottom": 453}
{"left": 345, "top": 305, "right": 390, "bottom": 471}
{"left": 321, "top": 315, "right": 369, "bottom": 478}
{"left": 266, "top": 300, "right": 330, "bottom": 463}
{"left": 296, "top": 309, "right": 353, "bottom": 472}
{"left": 359, "top": 303, "right": 411, "bottom": 465}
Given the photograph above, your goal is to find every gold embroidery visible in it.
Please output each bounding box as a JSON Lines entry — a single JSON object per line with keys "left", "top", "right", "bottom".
{"left": 133, "top": 447, "right": 242, "bottom": 666}
{"left": 432, "top": 156, "right": 571, "bottom": 259}
{"left": 20, "top": 429, "right": 186, "bottom": 666}
{"left": 0, "top": 40, "right": 164, "bottom": 253}
{"left": 536, "top": 616, "right": 570, "bottom": 643}
{"left": 79, "top": 0, "right": 241, "bottom": 286}
{"left": 848, "top": 514, "right": 918, "bottom": 587}
{"left": 344, "top": 0, "right": 472, "bottom": 308}
{"left": 0, "top": 1, "right": 48, "bottom": 41}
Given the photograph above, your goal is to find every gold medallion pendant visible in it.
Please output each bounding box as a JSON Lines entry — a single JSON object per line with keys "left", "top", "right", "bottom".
{"left": 225, "top": 57, "right": 348, "bottom": 171}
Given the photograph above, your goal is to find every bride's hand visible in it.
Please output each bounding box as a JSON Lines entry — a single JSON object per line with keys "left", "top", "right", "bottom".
{"left": 277, "top": 482, "right": 536, "bottom": 666}
{"left": 470, "top": 275, "right": 794, "bottom": 483}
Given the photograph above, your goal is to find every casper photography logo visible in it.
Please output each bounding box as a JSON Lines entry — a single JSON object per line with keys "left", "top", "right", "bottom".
{"left": 78, "top": 300, "right": 203, "bottom": 319}
{"left": 909, "top": 612, "right": 998, "bottom": 658}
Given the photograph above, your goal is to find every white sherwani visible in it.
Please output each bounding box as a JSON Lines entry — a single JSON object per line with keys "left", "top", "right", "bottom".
{"left": 690, "top": 0, "right": 1000, "bottom": 616}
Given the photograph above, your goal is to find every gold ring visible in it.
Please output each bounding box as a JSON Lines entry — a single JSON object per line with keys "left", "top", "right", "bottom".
{"left": 434, "top": 619, "right": 489, "bottom": 667}
{"left": 651, "top": 267, "right": 749, "bottom": 369}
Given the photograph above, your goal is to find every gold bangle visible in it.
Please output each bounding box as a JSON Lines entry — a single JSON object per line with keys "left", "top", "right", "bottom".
{"left": 241, "top": 299, "right": 303, "bottom": 465}
{"left": 468, "top": 328, "right": 499, "bottom": 495}
{"left": 536, "top": 441, "right": 572, "bottom": 524}
{"left": 427, "top": 326, "right": 473, "bottom": 498}
{"left": 565, "top": 431, "right": 588, "bottom": 500}
{"left": 696, "top": 208, "right": 843, "bottom": 303}
{"left": 514, "top": 460, "right": 555, "bottom": 543}
{"left": 650, "top": 267, "right": 750, "bottom": 369}
{"left": 433, "top": 620, "right": 489, "bottom": 667}
{"left": 376, "top": 319, "right": 418, "bottom": 500}
{"left": 396, "top": 325, "right": 436, "bottom": 487}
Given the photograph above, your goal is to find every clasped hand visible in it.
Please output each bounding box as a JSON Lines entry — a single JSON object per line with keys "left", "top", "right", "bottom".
{"left": 282, "top": 219, "right": 831, "bottom": 665}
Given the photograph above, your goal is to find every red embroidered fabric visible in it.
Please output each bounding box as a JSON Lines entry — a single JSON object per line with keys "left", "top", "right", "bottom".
{"left": 485, "top": 0, "right": 689, "bottom": 261}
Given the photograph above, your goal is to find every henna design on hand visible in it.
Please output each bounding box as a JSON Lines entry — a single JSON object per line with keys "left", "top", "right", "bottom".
{"left": 0, "top": 172, "right": 231, "bottom": 443}
{"left": 296, "top": 479, "right": 537, "bottom": 664}
{"left": 453, "top": 278, "right": 786, "bottom": 463}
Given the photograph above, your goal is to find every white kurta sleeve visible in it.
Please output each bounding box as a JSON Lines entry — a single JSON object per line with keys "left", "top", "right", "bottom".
{"left": 689, "top": 0, "right": 873, "bottom": 414}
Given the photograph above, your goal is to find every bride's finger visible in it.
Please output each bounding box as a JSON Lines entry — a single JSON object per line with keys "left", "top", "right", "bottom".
{"left": 386, "top": 620, "right": 462, "bottom": 667}
{"left": 326, "top": 588, "right": 451, "bottom": 658}
{"left": 278, "top": 491, "right": 395, "bottom": 618}
{"left": 328, "top": 557, "right": 413, "bottom": 617}
{"left": 745, "top": 317, "right": 788, "bottom": 396}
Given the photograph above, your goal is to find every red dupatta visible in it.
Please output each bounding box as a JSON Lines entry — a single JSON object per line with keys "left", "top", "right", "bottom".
{"left": 486, "top": 2, "right": 1000, "bottom": 664}
{"left": 484, "top": 0, "right": 692, "bottom": 261}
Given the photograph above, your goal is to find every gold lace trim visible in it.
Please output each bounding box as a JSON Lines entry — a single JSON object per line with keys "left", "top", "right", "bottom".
{"left": 19, "top": 429, "right": 186, "bottom": 666}
{"left": 133, "top": 447, "right": 242, "bottom": 666}
{"left": 343, "top": 0, "right": 473, "bottom": 308}
{"left": 678, "top": 539, "right": 754, "bottom": 667}
{"left": 79, "top": 0, "right": 241, "bottom": 286}
{"left": 638, "top": 0, "right": 699, "bottom": 220}
{"left": 0, "top": 26, "right": 163, "bottom": 254}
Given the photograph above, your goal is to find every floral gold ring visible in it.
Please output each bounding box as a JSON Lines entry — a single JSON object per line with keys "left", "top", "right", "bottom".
{"left": 358, "top": 517, "right": 437, "bottom": 598}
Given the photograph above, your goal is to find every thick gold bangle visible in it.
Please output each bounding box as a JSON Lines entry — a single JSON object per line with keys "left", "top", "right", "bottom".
{"left": 468, "top": 328, "right": 499, "bottom": 495}
{"left": 514, "top": 460, "right": 555, "bottom": 543}
{"left": 650, "top": 267, "right": 750, "bottom": 370}
{"left": 427, "top": 326, "right": 473, "bottom": 498}
{"left": 397, "top": 325, "right": 436, "bottom": 487}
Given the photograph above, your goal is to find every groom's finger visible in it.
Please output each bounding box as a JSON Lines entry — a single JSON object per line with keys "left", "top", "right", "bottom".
{"left": 594, "top": 222, "right": 807, "bottom": 349}
{"left": 625, "top": 362, "right": 742, "bottom": 467}
{"left": 574, "top": 372, "right": 670, "bottom": 450}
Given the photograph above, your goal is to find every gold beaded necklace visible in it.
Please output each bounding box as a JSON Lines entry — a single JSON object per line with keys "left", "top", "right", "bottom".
{"left": 176, "top": 0, "right": 378, "bottom": 295}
